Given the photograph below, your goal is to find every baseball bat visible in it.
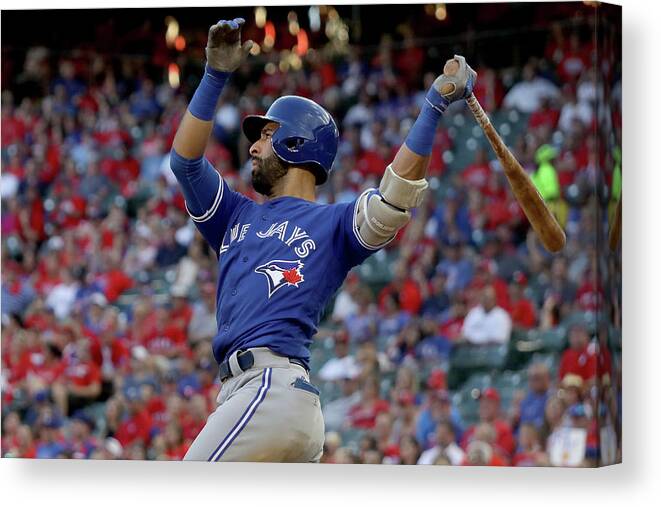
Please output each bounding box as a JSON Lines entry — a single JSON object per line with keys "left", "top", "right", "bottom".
{"left": 608, "top": 197, "right": 622, "bottom": 251}
{"left": 464, "top": 93, "right": 566, "bottom": 253}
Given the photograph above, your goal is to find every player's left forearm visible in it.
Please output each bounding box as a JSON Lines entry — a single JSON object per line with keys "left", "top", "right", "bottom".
{"left": 391, "top": 143, "right": 431, "bottom": 181}
{"left": 390, "top": 56, "right": 476, "bottom": 182}
{"left": 390, "top": 83, "right": 448, "bottom": 181}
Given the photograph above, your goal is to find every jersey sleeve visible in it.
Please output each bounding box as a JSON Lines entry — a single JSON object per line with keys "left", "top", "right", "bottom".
{"left": 170, "top": 150, "right": 250, "bottom": 254}
{"left": 186, "top": 169, "right": 251, "bottom": 254}
{"left": 333, "top": 188, "right": 394, "bottom": 269}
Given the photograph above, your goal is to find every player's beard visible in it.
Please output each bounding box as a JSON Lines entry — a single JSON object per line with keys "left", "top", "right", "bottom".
{"left": 251, "top": 153, "right": 289, "bottom": 197}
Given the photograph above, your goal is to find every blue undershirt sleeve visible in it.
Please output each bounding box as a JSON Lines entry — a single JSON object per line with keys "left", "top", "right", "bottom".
{"left": 169, "top": 148, "right": 249, "bottom": 253}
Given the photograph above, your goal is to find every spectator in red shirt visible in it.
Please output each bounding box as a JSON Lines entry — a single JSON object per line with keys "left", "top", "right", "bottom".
{"left": 25, "top": 343, "right": 66, "bottom": 396}
{"left": 142, "top": 306, "right": 188, "bottom": 359}
{"left": 356, "top": 143, "right": 391, "bottom": 179}
{"left": 558, "top": 323, "right": 597, "bottom": 382}
{"left": 52, "top": 340, "right": 102, "bottom": 416}
{"left": 556, "top": 33, "right": 590, "bottom": 83}
{"left": 127, "top": 296, "right": 157, "bottom": 345}
{"left": 181, "top": 394, "right": 209, "bottom": 445}
{"left": 161, "top": 421, "right": 188, "bottom": 460}
{"left": 461, "top": 388, "right": 516, "bottom": 458}
{"left": 142, "top": 383, "right": 168, "bottom": 433}
{"left": 52, "top": 183, "right": 87, "bottom": 230}
{"left": 378, "top": 261, "right": 422, "bottom": 315}
{"left": 33, "top": 255, "right": 62, "bottom": 297}
{"left": 169, "top": 286, "right": 193, "bottom": 334}
{"left": 95, "top": 252, "right": 135, "bottom": 303}
{"left": 462, "top": 148, "right": 491, "bottom": 193}
{"left": 472, "top": 65, "right": 504, "bottom": 113}
{"left": 6, "top": 327, "right": 42, "bottom": 385}
{"left": 438, "top": 297, "right": 467, "bottom": 341}
{"left": 528, "top": 96, "right": 560, "bottom": 131}
{"left": 90, "top": 310, "right": 131, "bottom": 391}
{"left": 17, "top": 186, "right": 46, "bottom": 244}
{"left": 468, "top": 259, "right": 509, "bottom": 310}
{"left": 114, "top": 387, "right": 152, "bottom": 448}
{"left": 512, "top": 423, "right": 549, "bottom": 466}
{"left": 1, "top": 96, "right": 26, "bottom": 146}
{"left": 507, "top": 272, "right": 537, "bottom": 329}
{"left": 575, "top": 267, "right": 604, "bottom": 313}
{"left": 348, "top": 376, "right": 390, "bottom": 430}
{"left": 100, "top": 146, "right": 140, "bottom": 198}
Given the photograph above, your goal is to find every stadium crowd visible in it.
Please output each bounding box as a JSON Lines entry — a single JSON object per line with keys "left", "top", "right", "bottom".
{"left": 1, "top": 5, "right": 621, "bottom": 465}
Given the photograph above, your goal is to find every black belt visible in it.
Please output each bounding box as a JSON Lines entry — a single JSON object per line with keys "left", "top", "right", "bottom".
{"left": 218, "top": 350, "right": 308, "bottom": 382}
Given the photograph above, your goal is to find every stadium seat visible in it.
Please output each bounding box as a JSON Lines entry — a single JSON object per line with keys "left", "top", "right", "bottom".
{"left": 493, "top": 370, "right": 528, "bottom": 389}
{"left": 461, "top": 372, "right": 493, "bottom": 393}
{"left": 506, "top": 326, "right": 567, "bottom": 372}
{"left": 522, "top": 327, "right": 567, "bottom": 353}
{"left": 562, "top": 311, "right": 597, "bottom": 334}
{"left": 453, "top": 390, "right": 480, "bottom": 426}
{"left": 448, "top": 343, "right": 508, "bottom": 389}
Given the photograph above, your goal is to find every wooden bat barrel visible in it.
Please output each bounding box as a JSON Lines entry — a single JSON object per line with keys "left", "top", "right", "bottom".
{"left": 465, "top": 93, "right": 566, "bottom": 253}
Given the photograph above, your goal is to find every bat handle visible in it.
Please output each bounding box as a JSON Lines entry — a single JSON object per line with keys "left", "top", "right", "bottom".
{"left": 466, "top": 93, "right": 490, "bottom": 130}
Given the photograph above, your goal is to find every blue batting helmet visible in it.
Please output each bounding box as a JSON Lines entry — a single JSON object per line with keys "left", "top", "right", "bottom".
{"left": 242, "top": 96, "right": 339, "bottom": 185}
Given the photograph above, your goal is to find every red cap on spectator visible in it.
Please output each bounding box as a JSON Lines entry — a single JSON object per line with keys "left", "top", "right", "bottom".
{"left": 512, "top": 271, "right": 528, "bottom": 286}
{"left": 480, "top": 387, "right": 501, "bottom": 403}
{"left": 427, "top": 369, "right": 447, "bottom": 390}
{"left": 334, "top": 329, "right": 349, "bottom": 345}
{"left": 477, "top": 259, "right": 496, "bottom": 274}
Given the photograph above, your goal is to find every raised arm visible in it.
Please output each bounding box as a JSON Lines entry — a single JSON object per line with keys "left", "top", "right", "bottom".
{"left": 391, "top": 56, "right": 476, "bottom": 180}
{"left": 353, "top": 56, "right": 476, "bottom": 249}
{"left": 169, "top": 18, "right": 254, "bottom": 253}
{"left": 172, "top": 18, "right": 253, "bottom": 158}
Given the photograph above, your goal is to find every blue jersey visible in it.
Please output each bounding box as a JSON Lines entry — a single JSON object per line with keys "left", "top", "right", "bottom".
{"left": 187, "top": 167, "right": 382, "bottom": 368}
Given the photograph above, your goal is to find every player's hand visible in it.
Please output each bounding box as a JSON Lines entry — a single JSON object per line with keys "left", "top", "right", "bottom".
{"left": 206, "top": 18, "right": 254, "bottom": 72}
{"left": 432, "top": 55, "right": 477, "bottom": 102}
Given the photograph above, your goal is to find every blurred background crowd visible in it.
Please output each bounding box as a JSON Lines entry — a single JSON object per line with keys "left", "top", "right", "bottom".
{"left": 1, "top": 3, "right": 621, "bottom": 465}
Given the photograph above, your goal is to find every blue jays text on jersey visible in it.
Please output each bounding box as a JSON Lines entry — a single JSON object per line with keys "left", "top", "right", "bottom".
{"left": 185, "top": 162, "right": 384, "bottom": 369}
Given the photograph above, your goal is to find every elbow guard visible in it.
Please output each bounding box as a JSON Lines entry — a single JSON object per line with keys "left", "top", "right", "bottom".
{"left": 354, "top": 165, "right": 429, "bottom": 248}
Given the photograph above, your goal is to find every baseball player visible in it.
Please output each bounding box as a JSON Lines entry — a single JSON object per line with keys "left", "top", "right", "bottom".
{"left": 169, "top": 17, "right": 476, "bottom": 462}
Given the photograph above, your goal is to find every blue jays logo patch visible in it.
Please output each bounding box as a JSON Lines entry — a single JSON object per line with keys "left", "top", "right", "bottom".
{"left": 255, "top": 259, "right": 305, "bottom": 298}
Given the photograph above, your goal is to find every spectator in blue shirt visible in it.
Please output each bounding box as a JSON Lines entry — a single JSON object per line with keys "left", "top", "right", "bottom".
{"left": 1, "top": 269, "right": 36, "bottom": 318}
{"left": 36, "top": 415, "right": 67, "bottom": 459}
{"left": 515, "top": 362, "right": 551, "bottom": 431}
{"left": 176, "top": 356, "right": 202, "bottom": 398}
{"left": 416, "top": 389, "right": 465, "bottom": 450}
{"left": 436, "top": 239, "right": 474, "bottom": 295}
